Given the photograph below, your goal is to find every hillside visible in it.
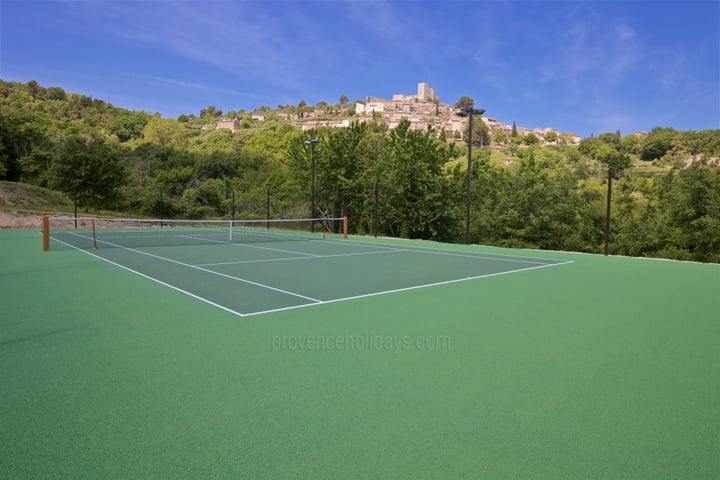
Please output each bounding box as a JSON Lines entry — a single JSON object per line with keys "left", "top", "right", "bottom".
{"left": 1, "top": 79, "right": 720, "bottom": 261}
{"left": 0, "top": 181, "right": 72, "bottom": 228}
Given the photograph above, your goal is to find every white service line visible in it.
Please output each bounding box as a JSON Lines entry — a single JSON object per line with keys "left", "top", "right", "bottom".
{"left": 323, "top": 237, "right": 569, "bottom": 263}
{"left": 241, "top": 260, "right": 574, "bottom": 317}
{"left": 49, "top": 236, "right": 250, "bottom": 317}
{"left": 50, "top": 235, "right": 573, "bottom": 318}
{"left": 94, "top": 238, "right": 322, "bottom": 303}
{"left": 230, "top": 241, "right": 321, "bottom": 257}
{"left": 402, "top": 248, "right": 555, "bottom": 265}
{"left": 195, "top": 248, "right": 408, "bottom": 267}
{"left": 175, "top": 234, "right": 321, "bottom": 258}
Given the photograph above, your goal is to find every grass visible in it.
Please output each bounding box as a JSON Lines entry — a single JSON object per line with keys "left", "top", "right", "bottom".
{"left": 0, "top": 181, "right": 73, "bottom": 213}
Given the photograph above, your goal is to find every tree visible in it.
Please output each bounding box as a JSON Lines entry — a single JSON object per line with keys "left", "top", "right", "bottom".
{"left": 200, "top": 105, "right": 222, "bottom": 119}
{"left": 523, "top": 133, "right": 539, "bottom": 146}
{"left": 106, "top": 110, "right": 149, "bottom": 142}
{"left": 296, "top": 100, "right": 315, "bottom": 119}
{"left": 544, "top": 130, "right": 558, "bottom": 144}
{"left": 621, "top": 133, "right": 642, "bottom": 154}
{"left": 384, "top": 119, "right": 456, "bottom": 240}
{"left": 640, "top": 127, "right": 676, "bottom": 161}
{"left": 581, "top": 133, "right": 631, "bottom": 171}
{"left": 492, "top": 128, "right": 508, "bottom": 146}
{"left": 454, "top": 96, "right": 475, "bottom": 111}
{"left": 317, "top": 100, "right": 330, "bottom": 113}
{"left": 46, "top": 86, "right": 66, "bottom": 101}
{"left": 511, "top": 121, "right": 519, "bottom": 138}
{"left": 465, "top": 115, "right": 490, "bottom": 148}
{"left": 598, "top": 131, "right": 622, "bottom": 151}
{"left": 142, "top": 116, "right": 187, "bottom": 148}
{"left": 50, "top": 134, "right": 127, "bottom": 210}
{"left": 595, "top": 142, "right": 631, "bottom": 171}
{"left": 0, "top": 109, "right": 22, "bottom": 180}
{"left": 26, "top": 80, "right": 41, "bottom": 99}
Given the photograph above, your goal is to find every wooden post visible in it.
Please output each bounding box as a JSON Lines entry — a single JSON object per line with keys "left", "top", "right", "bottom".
{"left": 42, "top": 215, "right": 50, "bottom": 251}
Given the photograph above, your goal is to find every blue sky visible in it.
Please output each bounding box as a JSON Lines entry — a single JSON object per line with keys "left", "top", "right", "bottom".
{"left": 1, "top": 0, "right": 718, "bottom": 137}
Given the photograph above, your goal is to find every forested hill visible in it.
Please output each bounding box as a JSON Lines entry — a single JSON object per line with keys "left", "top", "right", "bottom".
{"left": 1, "top": 79, "right": 719, "bottom": 262}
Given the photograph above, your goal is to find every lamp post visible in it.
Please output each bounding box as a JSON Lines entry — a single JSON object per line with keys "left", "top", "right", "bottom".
{"left": 455, "top": 106, "right": 485, "bottom": 244}
{"left": 304, "top": 138, "right": 319, "bottom": 232}
{"left": 604, "top": 167, "right": 615, "bottom": 256}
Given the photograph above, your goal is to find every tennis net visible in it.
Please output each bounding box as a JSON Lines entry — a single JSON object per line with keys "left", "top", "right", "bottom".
{"left": 42, "top": 216, "right": 348, "bottom": 250}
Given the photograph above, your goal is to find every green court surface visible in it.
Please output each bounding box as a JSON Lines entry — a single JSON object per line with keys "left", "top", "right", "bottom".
{"left": 1, "top": 228, "right": 719, "bottom": 479}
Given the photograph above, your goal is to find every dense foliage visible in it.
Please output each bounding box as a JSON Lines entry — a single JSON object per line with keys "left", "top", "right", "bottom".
{"left": 2, "top": 79, "right": 719, "bottom": 262}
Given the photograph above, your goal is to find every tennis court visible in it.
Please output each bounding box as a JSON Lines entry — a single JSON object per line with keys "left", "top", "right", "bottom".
{"left": 1, "top": 222, "right": 719, "bottom": 479}
{"left": 44, "top": 216, "right": 571, "bottom": 317}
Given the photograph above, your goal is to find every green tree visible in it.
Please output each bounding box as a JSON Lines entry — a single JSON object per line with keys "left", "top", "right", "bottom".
{"left": 544, "top": 130, "right": 558, "bottom": 144}
{"left": 384, "top": 119, "right": 456, "bottom": 240}
{"left": 0, "top": 109, "right": 22, "bottom": 180}
{"left": 26, "top": 80, "right": 41, "bottom": 99}
{"left": 621, "top": 133, "right": 643, "bottom": 154}
{"left": 661, "top": 164, "right": 720, "bottom": 262}
{"left": 492, "top": 128, "right": 508, "bottom": 146}
{"left": 50, "top": 134, "right": 127, "bottom": 210}
{"left": 142, "top": 116, "right": 187, "bottom": 148}
{"left": 598, "top": 131, "right": 622, "bottom": 151}
{"left": 46, "top": 86, "right": 67, "bottom": 101}
{"left": 106, "top": 110, "right": 149, "bottom": 142}
{"left": 297, "top": 100, "right": 311, "bottom": 119}
{"left": 594, "top": 141, "right": 631, "bottom": 172}
{"left": 640, "top": 127, "right": 676, "bottom": 161}
{"left": 459, "top": 113, "right": 489, "bottom": 148}
{"left": 523, "top": 133, "right": 539, "bottom": 146}
{"left": 200, "top": 105, "right": 222, "bottom": 119}
{"left": 454, "top": 96, "right": 475, "bottom": 111}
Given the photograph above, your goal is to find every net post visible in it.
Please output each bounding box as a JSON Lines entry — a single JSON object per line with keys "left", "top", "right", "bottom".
{"left": 92, "top": 218, "right": 97, "bottom": 249}
{"left": 343, "top": 216, "right": 348, "bottom": 239}
{"left": 229, "top": 220, "right": 233, "bottom": 242}
{"left": 42, "top": 215, "right": 50, "bottom": 251}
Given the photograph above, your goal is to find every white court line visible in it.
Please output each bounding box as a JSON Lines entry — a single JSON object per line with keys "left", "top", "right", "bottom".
{"left": 50, "top": 234, "right": 573, "bottom": 318}
{"left": 49, "top": 236, "right": 250, "bottom": 318}
{"left": 195, "top": 248, "right": 408, "bottom": 267}
{"left": 242, "top": 260, "right": 574, "bottom": 317}
{"left": 401, "top": 248, "right": 553, "bottom": 265}
{"left": 57, "top": 230, "right": 94, "bottom": 242}
{"left": 230, "top": 241, "right": 320, "bottom": 257}
{"left": 92, "top": 238, "right": 322, "bottom": 303}
{"left": 275, "top": 235, "right": 562, "bottom": 266}
{"left": 323, "top": 237, "right": 569, "bottom": 264}
{"left": 175, "top": 234, "right": 321, "bottom": 258}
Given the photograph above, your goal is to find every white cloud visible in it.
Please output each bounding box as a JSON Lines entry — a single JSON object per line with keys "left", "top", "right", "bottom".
{"left": 151, "top": 77, "right": 262, "bottom": 98}
{"left": 59, "top": 2, "right": 316, "bottom": 88}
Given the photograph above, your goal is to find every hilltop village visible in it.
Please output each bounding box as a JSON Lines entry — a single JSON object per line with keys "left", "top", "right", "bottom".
{"left": 207, "top": 82, "right": 582, "bottom": 146}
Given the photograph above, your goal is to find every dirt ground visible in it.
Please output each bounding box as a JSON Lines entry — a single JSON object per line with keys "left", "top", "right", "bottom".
{"left": 0, "top": 210, "right": 44, "bottom": 229}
